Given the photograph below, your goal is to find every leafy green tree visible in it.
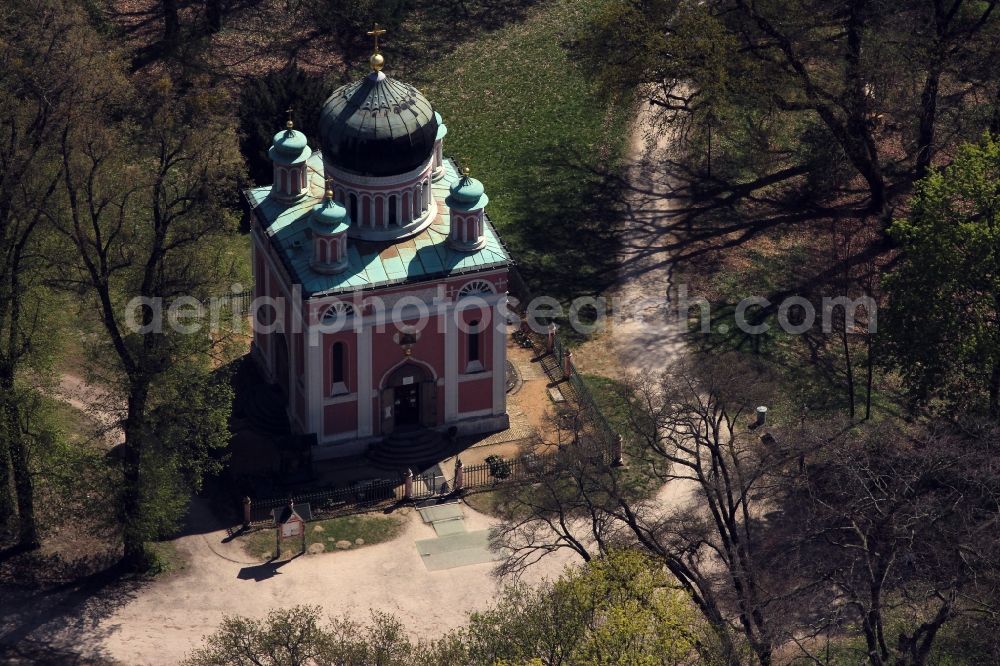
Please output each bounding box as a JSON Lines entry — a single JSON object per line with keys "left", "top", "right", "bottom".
{"left": 187, "top": 554, "right": 708, "bottom": 665}
{"left": 185, "top": 606, "right": 333, "bottom": 666}
{"left": 465, "top": 551, "right": 706, "bottom": 665}
{"left": 881, "top": 133, "right": 1000, "bottom": 417}
{"left": 0, "top": 0, "right": 120, "bottom": 546}
{"left": 54, "top": 72, "right": 244, "bottom": 568}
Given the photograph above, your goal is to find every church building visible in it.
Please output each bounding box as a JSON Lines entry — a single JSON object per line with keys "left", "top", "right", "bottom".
{"left": 244, "top": 35, "right": 513, "bottom": 458}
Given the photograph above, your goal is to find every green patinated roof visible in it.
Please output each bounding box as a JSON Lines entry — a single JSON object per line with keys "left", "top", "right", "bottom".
{"left": 246, "top": 153, "right": 513, "bottom": 298}
{"left": 269, "top": 127, "right": 311, "bottom": 164}
{"left": 310, "top": 196, "right": 350, "bottom": 234}
{"left": 447, "top": 174, "right": 488, "bottom": 211}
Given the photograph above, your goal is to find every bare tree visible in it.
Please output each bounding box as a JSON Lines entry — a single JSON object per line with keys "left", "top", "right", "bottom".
{"left": 779, "top": 418, "right": 1000, "bottom": 665}
{"left": 491, "top": 357, "right": 795, "bottom": 666}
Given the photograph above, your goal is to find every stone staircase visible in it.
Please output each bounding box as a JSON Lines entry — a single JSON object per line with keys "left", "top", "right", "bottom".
{"left": 366, "top": 428, "right": 454, "bottom": 471}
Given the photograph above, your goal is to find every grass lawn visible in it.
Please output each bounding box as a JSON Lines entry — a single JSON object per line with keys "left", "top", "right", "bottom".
{"left": 416, "top": 0, "right": 633, "bottom": 300}
{"left": 462, "top": 489, "right": 504, "bottom": 518}
{"left": 240, "top": 513, "right": 406, "bottom": 561}
{"left": 147, "top": 540, "right": 188, "bottom": 576}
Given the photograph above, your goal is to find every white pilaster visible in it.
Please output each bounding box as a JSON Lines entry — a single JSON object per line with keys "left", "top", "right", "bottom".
{"left": 492, "top": 296, "right": 507, "bottom": 415}
{"left": 307, "top": 322, "right": 323, "bottom": 435}
{"left": 444, "top": 304, "right": 458, "bottom": 421}
{"left": 356, "top": 321, "right": 373, "bottom": 437}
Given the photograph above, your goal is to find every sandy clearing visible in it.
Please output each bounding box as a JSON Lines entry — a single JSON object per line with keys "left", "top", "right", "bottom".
{"left": 86, "top": 501, "right": 574, "bottom": 665}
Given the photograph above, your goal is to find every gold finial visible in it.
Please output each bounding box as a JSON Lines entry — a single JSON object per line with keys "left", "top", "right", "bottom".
{"left": 367, "top": 23, "right": 387, "bottom": 71}
{"left": 324, "top": 176, "right": 334, "bottom": 200}
{"left": 285, "top": 107, "right": 294, "bottom": 130}
{"left": 461, "top": 158, "right": 471, "bottom": 178}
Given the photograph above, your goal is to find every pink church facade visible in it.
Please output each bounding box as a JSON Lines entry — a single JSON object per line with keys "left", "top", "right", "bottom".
{"left": 244, "top": 58, "right": 512, "bottom": 458}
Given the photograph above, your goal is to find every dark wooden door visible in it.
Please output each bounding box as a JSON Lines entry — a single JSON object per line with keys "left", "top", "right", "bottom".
{"left": 380, "top": 387, "right": 395, "bottom": 435}
{"left": 394, "top": 383, "right": 420, "bottom": 427}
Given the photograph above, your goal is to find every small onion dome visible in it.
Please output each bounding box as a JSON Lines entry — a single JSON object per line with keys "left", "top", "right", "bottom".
{"left": 269, "top": 123, "right": 311, "bottom": 165}
{"left": 310, "top": 190, "right": 350, "bottom": 274}
{"left": 311, "top": 191, "right": 350, "bottom": 234}
{"left": 269, "top": 120, "right": 312, "bottom": 202}
{"left": 446, "top": 168, "right": 488, "bottom": 252}
{"left": 446, "top": 169, "right": 489, "bottom": 211}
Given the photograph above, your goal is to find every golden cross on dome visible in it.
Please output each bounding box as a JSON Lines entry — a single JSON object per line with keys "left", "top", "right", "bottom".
{"left": 285, "top": 107, "right": 294, "bottom": 129}
{"left": 367, "top": 23, "right": 386, "bottom": 53}
{"left": 324, "top": 176, "right": 334, "bottom": 199}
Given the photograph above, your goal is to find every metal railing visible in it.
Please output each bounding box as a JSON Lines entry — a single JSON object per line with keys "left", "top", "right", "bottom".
{"left": 245, "top": 450, "right": 612, "bottom": 527}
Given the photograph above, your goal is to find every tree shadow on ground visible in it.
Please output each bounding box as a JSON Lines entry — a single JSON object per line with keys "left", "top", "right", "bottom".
{"left": 0, "top": 560, "right": 145, "bottom": 662}
{"left": 504, "top": 143, "right": 626, "bottom": 302}
{"left": 586, "top": 141, "right": 899, "bottom": 309}
{"left": 237, "top": 552, "right": 302, "bottom": 581}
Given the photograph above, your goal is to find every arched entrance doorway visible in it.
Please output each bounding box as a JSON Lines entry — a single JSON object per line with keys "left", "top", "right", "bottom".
{"left": 273, "top": 332, "right": 290, "bottom": 397}
{"left": 380, "top": 362, "right": 436, "bottom": 435}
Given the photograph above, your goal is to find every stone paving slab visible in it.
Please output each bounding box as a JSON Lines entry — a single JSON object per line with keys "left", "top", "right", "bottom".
{"left": 415, "top": 530, "right": 501, "bottom": 571}
{"left": 432, "top": 518, "right": 467, "bottom": 536}
{"left": 417, "top": 503, "right": 464, "bottom": 523}
{"left": 470, "top": 412, "right": 533, "bottom": 448}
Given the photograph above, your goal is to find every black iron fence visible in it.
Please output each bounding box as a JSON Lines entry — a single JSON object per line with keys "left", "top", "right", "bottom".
{"left": 508, "top": 267, "right": 617, "bottom": 447}
{"left": 233, "top": 289, "right": 254, "bottom": 312}
{"left": 245, "top": 449, "right": 613, "bottom": 527}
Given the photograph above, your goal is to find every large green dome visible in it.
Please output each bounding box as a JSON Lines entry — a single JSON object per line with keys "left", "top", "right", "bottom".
{"left": 319, "top": 72, "right": 438, "bottom": 177}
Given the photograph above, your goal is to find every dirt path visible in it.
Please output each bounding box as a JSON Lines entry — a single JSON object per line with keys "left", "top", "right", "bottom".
{"left": 50, "top": 373, "right": 124, "bottom": 447}
{"left": 610, "top": 103, "right": 687, "bottom": 375}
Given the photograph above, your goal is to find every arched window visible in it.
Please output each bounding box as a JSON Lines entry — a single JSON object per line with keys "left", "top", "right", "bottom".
{"left": 349, "top": 193, "right": 358, "bottom": 223}
{"left": 458, "top": 279, "right": 496, "bottom": 298}
{"left": 422, "top": 180, "right": 430, "bottom": 211}
{"left": 321, "top": 301, "right": 356, "bottom": 325}
{"left": 388, "top": 195, "right": 398, "bottom": 225}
